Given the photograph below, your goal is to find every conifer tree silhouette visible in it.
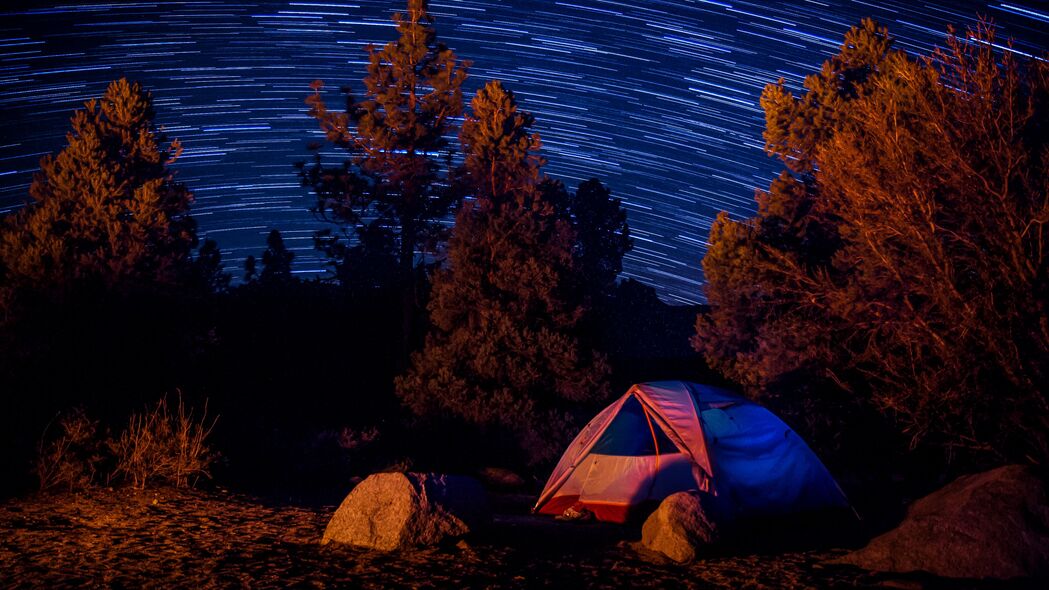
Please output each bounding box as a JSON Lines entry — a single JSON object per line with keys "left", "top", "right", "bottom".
{"left": 259, "top": 229, "right": 294, "bottom": 285}
{"left": 300, "top": 0, "right": 468, "bottom": 287}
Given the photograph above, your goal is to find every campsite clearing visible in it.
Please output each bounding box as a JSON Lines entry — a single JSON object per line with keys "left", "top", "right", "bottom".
{"left": 0, "top": 486, "right": 1019, "bottom": 589}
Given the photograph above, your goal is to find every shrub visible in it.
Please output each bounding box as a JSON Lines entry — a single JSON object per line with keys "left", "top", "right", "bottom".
{"left": 301, "top": 425, "right": 383, "bottom": 483}
{"left": 108, "top": 394, "right": 218, "bottom": 489}
{"left": 35, "top": 408, "right": 105, "bottom": 491}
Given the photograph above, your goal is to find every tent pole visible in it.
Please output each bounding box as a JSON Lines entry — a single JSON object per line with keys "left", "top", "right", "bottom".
{"left": 640, "top": 402, "right": 662, "bottom": 499}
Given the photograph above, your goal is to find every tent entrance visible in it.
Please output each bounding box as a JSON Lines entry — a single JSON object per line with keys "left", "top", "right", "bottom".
{"left": 589, "top": 396, "right": 678, "bottom": 456}
{"left": 568, "top": 396, "right": 694, "bottom": 521}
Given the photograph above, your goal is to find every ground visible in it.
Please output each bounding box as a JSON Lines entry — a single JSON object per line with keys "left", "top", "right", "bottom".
{"left": 0, "top": 487, "right": 1037, "bottom": 589}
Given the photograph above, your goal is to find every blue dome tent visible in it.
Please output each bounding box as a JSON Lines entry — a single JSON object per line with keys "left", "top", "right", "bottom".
{"left": 534, "top": 381, "right": 849, "bottom": 523}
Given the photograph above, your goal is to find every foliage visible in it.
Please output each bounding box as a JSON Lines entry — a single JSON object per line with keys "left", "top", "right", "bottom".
{"left": 35, "top": 408, "right": 106, "bottom": 492}
{"left": 695, "top": 19, "right": 1049, "bottom": 465}
{"left": 108, "top": 394, "right": 218, "bottom": 489}
{"left": 299, "top": 0, "right": 469, "bottom": 285}
{"left": 257, "top": 229, "right": 295, "bottom": 285}
{"left": 0, "top": 78, "right": 195, "bottom": 313}
{"left": 396, "top": 80, "right": 610, "bottom": 466}
{"left": 459, "top": 78, "right": 543, "bottom": 196}
{"left": 188, "top": 238, "right": 230, "bottom": 294}
{"left": 569, "top": 178, "right": 632, "bottom": 298}
{"left": 243, "top": 255, "right": 257, "bottom": 283}
{"left": 241, "top": 230, "right": 297, "bottom": 290}
{"left": 532, "top": 178, "right": 632, "bottom": 304}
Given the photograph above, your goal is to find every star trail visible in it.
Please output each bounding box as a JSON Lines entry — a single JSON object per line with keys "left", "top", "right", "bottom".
{"left": 0, "top": 1, "right": 1046, "bottom": 304}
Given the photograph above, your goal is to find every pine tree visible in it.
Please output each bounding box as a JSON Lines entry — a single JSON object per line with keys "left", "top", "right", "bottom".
{"left": 243, "top": 255, "right": 257, "bottom": 284}
{"left": 396, "top": 80, "right": 610, "bottom": 466}
{"left": 694, "top": 20, "right": 893, "bottom": 416}
{"left": 458, "top": 79, "right": 543, "bottom": 200}
{"left": 569, "top": 178, "right": 631, "bottom": 299}
{"left": 300, "top": 0, "right": 468, "bottom": 285}
{"left": 189, "top": 238, "right": 230, "bottom": 294}
{"left": 0, "top": 78, "right": 195, "bottom": 312}
{"left": 259, "top": 229, "right": 294, "bottom": 285}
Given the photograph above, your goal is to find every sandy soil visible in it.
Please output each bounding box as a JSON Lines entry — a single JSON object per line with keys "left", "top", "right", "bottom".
{"left": 0, "top": 487, "right": 1035, "bottom": 589}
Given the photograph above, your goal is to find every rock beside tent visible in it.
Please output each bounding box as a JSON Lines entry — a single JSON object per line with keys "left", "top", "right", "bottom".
{"left": 321, "top": 472, "right": 490, "bottom": 551}
{"left": 637, "top": 491, "right": 719, "bottom": 563}
{"left": 835, "top": 464, "right": 1049, "bottom": 579}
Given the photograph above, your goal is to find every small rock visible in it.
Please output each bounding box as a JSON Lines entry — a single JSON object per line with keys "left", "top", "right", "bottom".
{"left": 321, "top": 472, "right": 490, "bottom": 551}
{"left": 638, "top": 491, "right": 718, "bottom": 563}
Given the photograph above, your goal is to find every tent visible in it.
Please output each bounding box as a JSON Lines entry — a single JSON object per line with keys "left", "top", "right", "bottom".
{"left": 534, "top": 381, "right": 848, "bottom": 523}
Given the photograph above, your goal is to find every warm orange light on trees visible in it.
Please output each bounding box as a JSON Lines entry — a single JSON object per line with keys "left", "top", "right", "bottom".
{"left": 0, "top": 78, "right": 195, "bottom": 313}
{"left": 396, "top": 80, "right": 610, "bottom": 465}
{"left": 695, "top": 19, "right": 1049, "bottom": 464}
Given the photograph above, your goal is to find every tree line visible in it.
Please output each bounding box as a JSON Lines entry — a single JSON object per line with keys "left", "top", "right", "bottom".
{"left": 0, "top": 0, "right": 634, "bottom": 476}
{"left": 1, "top": 1, "right": 1045, "bottom": 493}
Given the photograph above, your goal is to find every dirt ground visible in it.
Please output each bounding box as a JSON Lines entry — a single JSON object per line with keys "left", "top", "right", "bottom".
{"left": 0, "top": 487, "right": 1037, "bottom": 589}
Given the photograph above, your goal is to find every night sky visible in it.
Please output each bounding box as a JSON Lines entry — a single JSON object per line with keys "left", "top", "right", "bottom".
{"left": 1, "top": 1, "right": 1046, "bottom": 304}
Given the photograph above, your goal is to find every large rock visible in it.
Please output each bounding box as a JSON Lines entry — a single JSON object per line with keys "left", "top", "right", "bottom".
{"left": 321, "top": 472, "right": 490, "bottom": 551}
{"left": 836, "top": 465, "right": 1049, "bottom": 579}
{"left": 638, "top": 491, "right": 719, "bottom": 563}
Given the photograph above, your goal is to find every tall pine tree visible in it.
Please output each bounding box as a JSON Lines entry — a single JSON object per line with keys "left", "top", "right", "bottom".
{"left": 396, "top": 80, "right": 610, "bottom": 466}
{"left": 300, "top": 0, "right": 468, "bottom": 286}
{"left": 0, "top": 78, "right": 195, "bottom": 313}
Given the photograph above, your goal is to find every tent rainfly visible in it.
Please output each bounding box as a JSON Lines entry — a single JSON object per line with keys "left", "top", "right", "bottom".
{"left": 534, "top": 381, "right": 849, "bottom": 523}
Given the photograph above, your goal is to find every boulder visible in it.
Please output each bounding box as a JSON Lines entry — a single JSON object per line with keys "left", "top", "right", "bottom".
{"left": 321, "top": 472, "right": 490, "bottom": 551}
{"left": 638, "top": 491, "right": 718, "bottom": 563}
{"left": 835, "top": 465, "right": 1049, "bottom": 579}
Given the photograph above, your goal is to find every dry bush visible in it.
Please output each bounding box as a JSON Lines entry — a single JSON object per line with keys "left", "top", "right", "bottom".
{"left": 108, "top": 394, "right": 218, "bottom": 489}
{"left": 35, "top": 408, "right": 105, "bottom": 491}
